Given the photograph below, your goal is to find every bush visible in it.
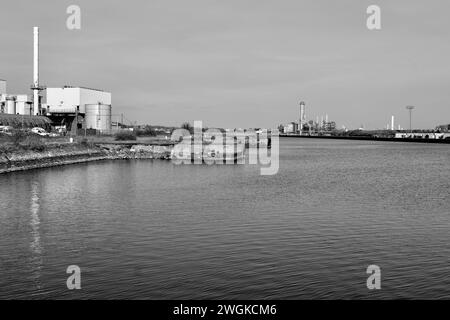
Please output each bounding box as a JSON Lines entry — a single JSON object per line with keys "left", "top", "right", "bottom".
{"left": 181, "top": 122, "right": 194, "bottom": 134}
{"left": 22, "top": 135, "right": 46, "bottom": 151}
{"left": 0, "top": 144, "right": 16, "bottom": 154}
{"left": 11, "top": 130, "right": 28, "bottom": 146}
{"left": 114, "top": 131, "right": 137, "bottom": 141}
{"left": 136, "top": 126, "right": 157, "bottom": 137}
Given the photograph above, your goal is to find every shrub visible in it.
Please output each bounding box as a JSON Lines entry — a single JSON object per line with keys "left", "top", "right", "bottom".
{"left": 22, "top": 135, "right": 46, "bottom": 152}
{"left": 114, "top": 131, "right": 137, "bottom": 141}
{"left": 0, "top": 144, "right": 16, "bottom": 154}
{"left": 136, "top": 126, "right": 157, "bottom": 137}
{"left": 11, "top": 130, "right": 28, "bottom": 146}
{"left": 181, "top": 122, "right": 194, "bottom": 134}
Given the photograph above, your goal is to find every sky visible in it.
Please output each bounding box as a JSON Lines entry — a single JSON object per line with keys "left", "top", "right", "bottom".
{"left": 1, "top": 0, "right": 450, "bottom": 129}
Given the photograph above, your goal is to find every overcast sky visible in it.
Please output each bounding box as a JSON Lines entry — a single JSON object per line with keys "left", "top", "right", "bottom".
{"left": 1, "top": 0, "right": 450, "bottom": 129}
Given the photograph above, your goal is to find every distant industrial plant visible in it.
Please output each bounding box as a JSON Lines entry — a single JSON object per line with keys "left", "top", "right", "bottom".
{"left": 279, "top": 101, "right": 336, "bottom": 135}
{"left": 278, "top": 101, "right": 450, "bottom": 141}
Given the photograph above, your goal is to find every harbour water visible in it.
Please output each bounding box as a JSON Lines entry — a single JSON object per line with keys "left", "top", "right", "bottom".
{"left": 1, "top": 138, "right": 449, "bottom": 299}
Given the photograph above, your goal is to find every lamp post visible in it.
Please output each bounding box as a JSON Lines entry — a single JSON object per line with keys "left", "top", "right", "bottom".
{"left": 406, "top": 106, "right": 415, "bottom": 134}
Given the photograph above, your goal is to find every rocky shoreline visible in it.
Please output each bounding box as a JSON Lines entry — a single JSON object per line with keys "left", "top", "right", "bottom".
{"left": 0, "top": 143, "right": 173, "bottom": 174}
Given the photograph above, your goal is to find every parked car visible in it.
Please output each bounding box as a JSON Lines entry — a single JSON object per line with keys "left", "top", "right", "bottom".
{"left": 31, "top": 127, "right": 49, "bottom": 136}
{"left": 0, "top": 126, "right": 13, "bottom": 136}
{"left": 54, "top": 126, "right": 67, "bottom": 134}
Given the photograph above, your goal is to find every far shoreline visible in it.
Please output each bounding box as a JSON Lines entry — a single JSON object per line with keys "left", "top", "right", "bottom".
{"left": 280, "top": 134, "right": 450, "bottom": 144}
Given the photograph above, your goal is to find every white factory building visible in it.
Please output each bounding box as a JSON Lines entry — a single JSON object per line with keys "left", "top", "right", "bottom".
{"left": 45, "top": 86, "right": 112, "bottom": 133}
{"left": 1, "top": 28, "right": 113, "bottom": 134}
{"left": 1, "top": 80, "right": 113, "bottom": 133}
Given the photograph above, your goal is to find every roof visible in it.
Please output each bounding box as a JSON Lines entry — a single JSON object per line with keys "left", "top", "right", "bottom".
{"left": 56, "top": 86, "right": 106, "bottom": 92}
{"left": 0, "top": 114, "right": 52, "bottom": 128}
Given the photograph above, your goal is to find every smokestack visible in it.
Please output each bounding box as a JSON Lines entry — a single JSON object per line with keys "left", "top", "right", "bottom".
{"left": 299, "top": 101, "right": 305, "bottom": 135}
{"left": 391, "top": 115, "right": 395, "bottom": 131}
{"left": 33, "top": 27, "right": 40, "bottom": 115}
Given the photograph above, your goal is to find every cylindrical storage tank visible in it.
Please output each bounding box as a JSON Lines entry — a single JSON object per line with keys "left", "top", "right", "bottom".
{"left": 15, "top": 102, "right": 31, "bottom": 115}
{"left": 22, "top": 103, "right": 33, "bottom": 116}
{"left": 15, "top": 102, "right": 24, "bottom": 115}
{"left": 5, "top": 97, "right": 16, "bottom": 114}
{"left": 85, "top": 104, "right": 112, "bottom": 133}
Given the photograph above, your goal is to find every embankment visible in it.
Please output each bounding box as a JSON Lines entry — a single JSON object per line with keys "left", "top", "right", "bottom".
{"left": 0, "top": 143, "right": 173, "bottom": 174}
{"left": 280, "top": 134, "right": 450, "bottom": 144}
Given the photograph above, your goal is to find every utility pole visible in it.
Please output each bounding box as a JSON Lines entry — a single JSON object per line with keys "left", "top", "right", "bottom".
{"left": 406, "top": 106, "right": 415, "bottom": 134}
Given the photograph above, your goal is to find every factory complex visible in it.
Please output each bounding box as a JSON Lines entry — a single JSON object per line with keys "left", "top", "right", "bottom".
{"left": 279, "top": 101, "right": 337, "bottom": 135}
{"left": 0, "top": 27, "right": 112, "bottom": 134}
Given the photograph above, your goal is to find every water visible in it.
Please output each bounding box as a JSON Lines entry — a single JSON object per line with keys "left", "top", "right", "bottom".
{"left": 1, "top": 138, "right": 449, "bottom": 299}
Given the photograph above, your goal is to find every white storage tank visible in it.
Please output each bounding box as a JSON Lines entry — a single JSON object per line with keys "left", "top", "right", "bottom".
{"left": 85, "top": 103, "right": 112, "bottom": 133}
{"left": 19, "top": 102, "right": 33, "bottom": 116}
{"left": 15, "top": 95, "right": 32, "bottom": 115}
{"left": 5, "top": 96, "right": 16, "bottom": 114}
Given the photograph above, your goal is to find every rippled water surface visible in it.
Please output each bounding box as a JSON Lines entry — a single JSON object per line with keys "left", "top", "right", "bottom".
{"left": 1, "top": 138, "right": 449, "bottom": 299}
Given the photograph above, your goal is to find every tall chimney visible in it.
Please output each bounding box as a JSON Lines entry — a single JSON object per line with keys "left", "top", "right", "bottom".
{"left": 391, "top": 115, "right": 395, "bottom": 131}
{"left": 33, "top": 27, "right": 40, "bottom": 115}
{"left": 299, "top": 101, "right": 305, "bottom": 135}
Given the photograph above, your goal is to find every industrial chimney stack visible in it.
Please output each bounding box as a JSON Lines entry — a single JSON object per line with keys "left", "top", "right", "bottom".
{"left": 299, "top": 101, "right": 306, "bottom": 135}
{"left": 32, "top": 27, "right": 40, "bottom": 115}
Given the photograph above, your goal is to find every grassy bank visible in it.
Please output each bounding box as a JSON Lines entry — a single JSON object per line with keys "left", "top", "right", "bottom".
{"left": 0, "top": 142, "right": 105, "bottom": 174}
{"left": 0, "top": 134, "right": 174, "bottom": 174}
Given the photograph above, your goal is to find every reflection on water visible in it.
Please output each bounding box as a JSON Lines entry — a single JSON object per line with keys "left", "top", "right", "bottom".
{"left": 0, "top": 138, "right": 450, "bottom": 299}
{"left": 30, "top": 180, "right": 43, "bottom": 290}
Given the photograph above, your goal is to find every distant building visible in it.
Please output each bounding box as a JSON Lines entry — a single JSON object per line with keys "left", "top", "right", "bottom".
{"left": 283, "top": 122, "right": 298, "bottom": 134}
{"left": 323, "top": 121, "right": 336, "bottom": 131}
{"left": 395, "top": 132, "right": 450, "bottom": 139}
{"left": 0, "top": 79, "right": 34, "bottom": 116}
{"left": 436, "top": 124, "right": 450, "bottom": 132}
{"left": 45, "top": 86, "right": 112, "bottom": 133}
{"left": 46, "top": 86, "right": 111, "bottom": 114}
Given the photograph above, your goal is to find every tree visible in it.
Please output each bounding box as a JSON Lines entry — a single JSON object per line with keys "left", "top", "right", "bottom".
{"left": 181, "top": 122, "right": 194, "bottom": 134}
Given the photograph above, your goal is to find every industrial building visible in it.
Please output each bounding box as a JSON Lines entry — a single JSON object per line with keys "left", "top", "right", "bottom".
{"left": 45, "top": 86, "right": 112, "bottom": 133}
{"left": 0, "top": 79, "right": 34, "bottom": 115}
{"left": 280, "top": 101, "right": 337, "bottom": 135}
{"left": 436, "top": 124, "right": 450, "bottom": 132}
{"left": 0, "top": 27, "right": 113, "bottom": 134}
{"left": 283, "top": 122, "right": 298, "bottom": 134}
